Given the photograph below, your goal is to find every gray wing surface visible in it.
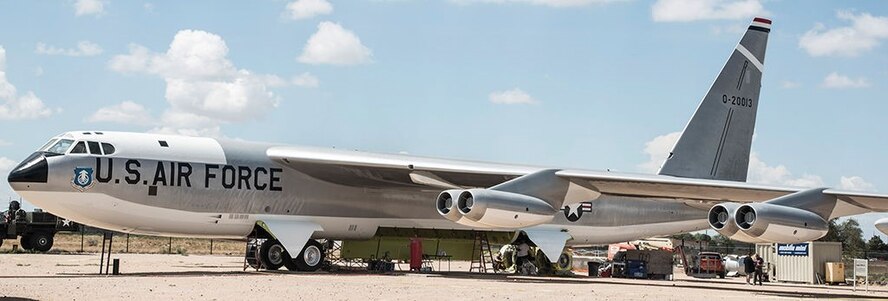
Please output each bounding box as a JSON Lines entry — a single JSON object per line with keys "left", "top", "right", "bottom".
{"left": 557, "top": 169, "right": 888, "bottom": 219}
{"left": 267, "top": 146, "right": 888, "bottom": 219}
{"left": 267, "top": 146, "right": 540, "bottom": 189}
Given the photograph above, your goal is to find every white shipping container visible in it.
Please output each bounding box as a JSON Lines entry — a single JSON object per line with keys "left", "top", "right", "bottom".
{"left": 766, "top": 241, "right": 842, "bottom": 284}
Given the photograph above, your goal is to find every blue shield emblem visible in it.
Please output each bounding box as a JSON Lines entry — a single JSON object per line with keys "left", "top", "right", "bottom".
{"left": 72, "top": 167, "right": 95, "bottom": 192}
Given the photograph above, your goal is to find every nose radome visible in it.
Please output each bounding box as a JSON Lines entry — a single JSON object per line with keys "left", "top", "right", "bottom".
{"left": 8, "top": 152, "right": 48, "bottom": 183}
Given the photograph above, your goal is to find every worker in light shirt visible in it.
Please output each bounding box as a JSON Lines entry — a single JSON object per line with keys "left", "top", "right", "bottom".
{"left": 516, "top": 242, "right": 531, "bottom": 267}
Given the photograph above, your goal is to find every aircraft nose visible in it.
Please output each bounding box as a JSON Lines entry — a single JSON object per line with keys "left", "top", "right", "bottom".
{"left": 8, "top": 152, "right": 48, "bottom": 183}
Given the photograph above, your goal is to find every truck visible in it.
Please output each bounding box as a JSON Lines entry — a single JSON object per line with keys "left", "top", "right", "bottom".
{"left": 1, "top": 201, "right": 80, "bottom": 252}
{"left": 685, "top": 251, "right": 726, "bottom": 278}
{"left": 610, "top": 249, "right": 674, "bottom": 280}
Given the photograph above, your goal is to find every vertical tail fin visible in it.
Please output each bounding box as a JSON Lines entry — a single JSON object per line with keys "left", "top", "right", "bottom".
{"left": 658, "top": 18, "right": 771, "bottom": 182}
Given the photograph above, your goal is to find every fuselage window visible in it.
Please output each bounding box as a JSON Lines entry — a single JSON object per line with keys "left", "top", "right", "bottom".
{"left": 70, "top": 141, "right": 87, "bottom": 154}
{"left": 46, "top": 139, "right": 74, "bottom": 154}
{"left": 158, "top": 140, "right": 169, "bottom": 147}
{"left": 101, "top": 143, "right": 115, "bottom": 155}
{"left": 87, "top": 141, "right": 102, "bottom": 155}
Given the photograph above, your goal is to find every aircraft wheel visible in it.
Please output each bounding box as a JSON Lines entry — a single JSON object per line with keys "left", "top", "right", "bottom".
{"left": 554, "top": 250, "right": 572, "bottom": 272}
{"left": 20, "top": 234, "right": 33, "bottom": 251}
{"left": 30, "top": 232, "right": 53, "bottom": 252}
{"left": 285, "top": 240, "right": 325, "bottom": 272}
{"left": 258, "top": 239, "right": 286, "bottom": 270}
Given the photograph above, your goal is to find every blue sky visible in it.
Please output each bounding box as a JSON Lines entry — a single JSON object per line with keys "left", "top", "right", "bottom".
{"left": 1, "top": 0, "right": 887, "bottom": 237}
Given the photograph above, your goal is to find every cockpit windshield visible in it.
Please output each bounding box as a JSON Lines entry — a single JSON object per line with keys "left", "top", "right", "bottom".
{"left": 38, "top": 139, "right": 58, "bottom": 151}
{"left": 44, "top": 139, "right": 75, "bottom": 154}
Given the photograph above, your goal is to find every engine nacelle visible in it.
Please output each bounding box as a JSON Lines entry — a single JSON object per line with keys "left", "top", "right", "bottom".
{"left": 708, "top": 203, "right": 765, "bottom": 243}
{"left": 455, "top": 189, "right": 557, "bottom": 228}
{"left": 734, "top": 203, "right": 828, "bottom": 243}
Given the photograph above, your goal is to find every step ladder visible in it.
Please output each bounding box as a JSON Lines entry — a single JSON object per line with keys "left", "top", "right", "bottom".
{"left": 469, "top": 232, "right": 496, "bottom": 273}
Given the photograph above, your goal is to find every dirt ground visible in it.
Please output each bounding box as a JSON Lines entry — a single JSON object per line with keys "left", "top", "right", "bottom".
{"left": 1, "top": 253, "right": 887, "bottom": 301}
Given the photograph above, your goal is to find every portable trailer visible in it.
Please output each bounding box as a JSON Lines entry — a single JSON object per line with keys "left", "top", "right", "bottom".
{"left": 1, "top": 201, "right": 81, "bottom": 252}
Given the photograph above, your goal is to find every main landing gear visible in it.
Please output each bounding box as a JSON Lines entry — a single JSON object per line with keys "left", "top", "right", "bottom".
{"left": 246, "top": 238, "right": 325, "bottom": 272}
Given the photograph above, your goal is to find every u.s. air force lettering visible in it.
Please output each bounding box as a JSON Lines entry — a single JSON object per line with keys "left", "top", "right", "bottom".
{"left": 88, "top": 158, "right": 283, "bottom": 191}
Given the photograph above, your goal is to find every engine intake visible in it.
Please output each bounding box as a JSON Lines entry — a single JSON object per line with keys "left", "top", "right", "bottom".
{"left": 707, "top": 202, "right": 764, "bottom": 243}
{"left": 708, "top": 203, "right": 738, "bottom": 233}
{"left": 436, "top": 190, "right": 461, "bottom": 222}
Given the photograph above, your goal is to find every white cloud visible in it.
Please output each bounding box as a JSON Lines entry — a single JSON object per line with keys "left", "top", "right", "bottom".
{"left": 109, "top": 30, "right": 285, "bottom": 136}
{"left": 285, "top": 0, "right": 333, "bottom": 20}
{"left": 822, "top": 72, "right": 869, "bottom": 89}
{"left": 87, "top": 101, "right": 155, "bottom": 125}
{"left": 840, "top": 176, "right": 875, "bottom": 192}
{"left": 780, "top": 81, "right": 800, "bottom": 89}
{"left": 638, "top": 131, "right": 681, "bottom": 173}
{"left": 745, "top": 153, "right": 825, "bottom": 187}
{"left": 450, "top": 0, "right": 622, "bottom": 7}
{"left": 489, "top": 88, "right": 539, "bottom": 105}
{"left": 800, "top": 11, "right": 888, "bottom": 57}
{"left": 292, "top": 72, "right": 320, "bottom": 88}
{"left": 144, "top": 3, "right": 154, "bottom": 12}
{"left": 35, "top": 41, "right": 103, "bottom": 57}
{"left": 74, "top": 0, "right": 105, "bottom": 16}
{"left": 298, "top": 22, "right": 373, "bottom": 66}
{"left": 651, "top": 0, "right": 767, "bottom": 22}
{"left": 150, "top": 110, "right": 222, "bottom": 137}
{"left": 0, "top": 47, "right": 54, "bottom": 120}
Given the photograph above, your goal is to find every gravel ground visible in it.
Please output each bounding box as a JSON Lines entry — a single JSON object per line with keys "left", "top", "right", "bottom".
{"left": 1, "top": 253, "right": 887, "bottom": 300}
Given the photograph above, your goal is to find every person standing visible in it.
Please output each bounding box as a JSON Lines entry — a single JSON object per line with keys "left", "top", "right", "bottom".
{"left": 516, "top": 242, "right": 531, "bottom": 266}
{"left": 743, "top": 253, "right": 755, "bottom": 285}
{"left": 754, "top": 254, "right": 765, "bottom": 285}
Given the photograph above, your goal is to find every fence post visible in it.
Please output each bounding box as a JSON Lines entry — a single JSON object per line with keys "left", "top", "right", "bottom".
{"left": 210, "top": 239, "right": 214, "bottom": 255}
{"left": 169, "top": 237, "right": 173, "bottom": 254}
{"left": 125, "top": 234, "right": 129, "bottom": 253}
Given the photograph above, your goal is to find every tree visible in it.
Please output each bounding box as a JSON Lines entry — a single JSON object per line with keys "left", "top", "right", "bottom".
{"left": 818, "top": 219, "right": 841, "bottom": 242}
{"left": 867, "top": 235, "right": 887, "bottom": 253}
{"left": 840, "top": 219, "right": 866, "bottom": 258}
{"left": 819, "top": 218, "right": 867, "bottom": 258}
{"left": 693, "top": 233, "right": 712, "bottom": 242}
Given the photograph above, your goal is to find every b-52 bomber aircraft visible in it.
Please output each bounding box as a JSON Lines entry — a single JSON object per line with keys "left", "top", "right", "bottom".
{"left": 9, "top": 18, "right": 888, "bottom": 272}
